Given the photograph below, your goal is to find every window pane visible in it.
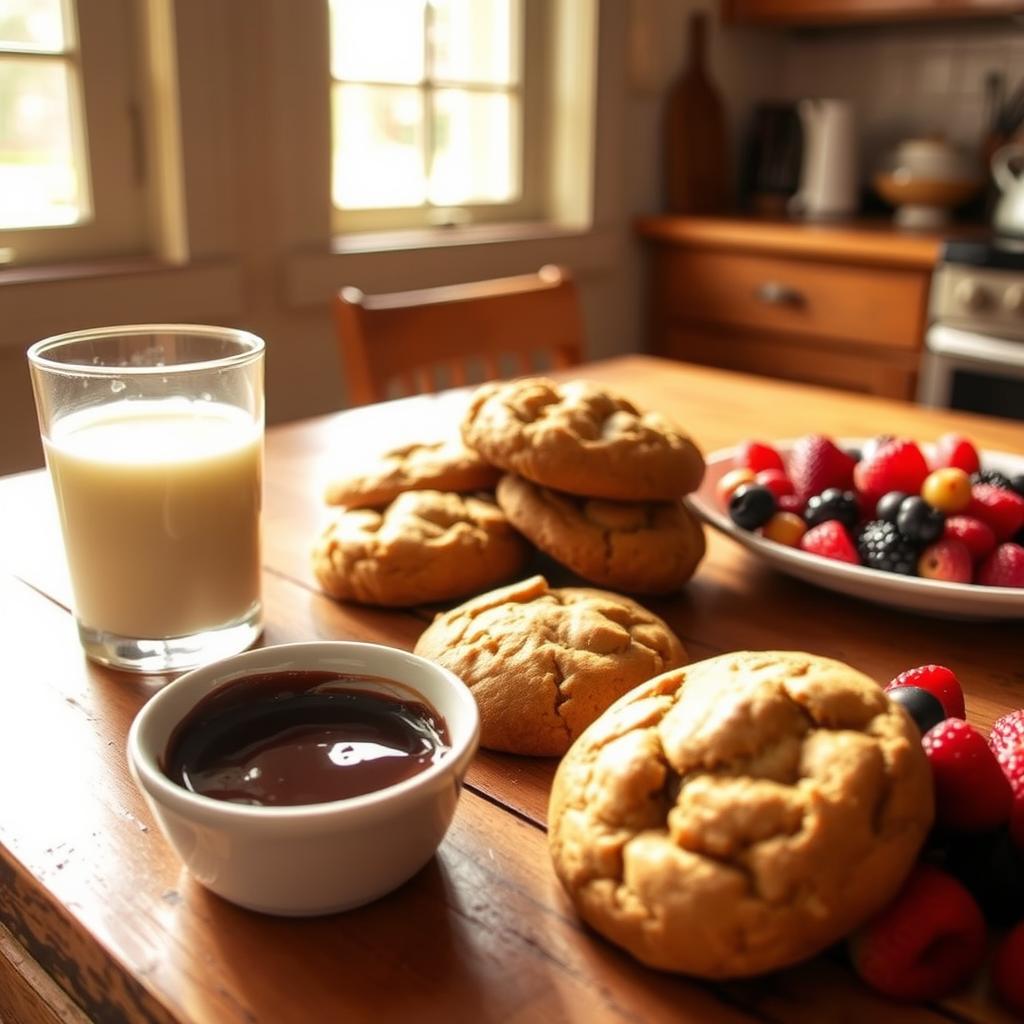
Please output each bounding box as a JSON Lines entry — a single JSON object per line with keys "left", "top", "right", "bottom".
{"left": 329, "top": 0, "right": 424, "bottom": 84}
{"left": 431, "top": 0, "right": 516, "bottom": 85}
{"left": 333, "top": 83, "right": 426, "bottom": 209}
{"left": 429, "top": 89, "right": 515, "bottom": 205}
{"left": 0, "top": 56, "right": 86, "bottom": 228}
{"left": 0, "top": 0, "right": 66, "bottom": 52}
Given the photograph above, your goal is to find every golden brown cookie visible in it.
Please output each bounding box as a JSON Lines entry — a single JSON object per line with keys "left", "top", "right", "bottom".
{"left": 460, "top": 377, "right": 704, "bottom": 500}
{"left": 413, "top": 575, "right": 687, "bottom": 756}
{"left": 548, "top": 651, "right": 934, "bottom": 979}
{"left": 324, "top": 439, "right": 500, "bottom": 508}
{"left": 312, "top": 490, "right": 528, "bottom": 607}
{"left": 495, "top": 473, "right": 705, "bottom": 594}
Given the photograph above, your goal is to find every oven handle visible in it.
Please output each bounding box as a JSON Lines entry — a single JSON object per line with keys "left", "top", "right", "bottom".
{"left": 926, "top": 324, "right": 1024, "bottom": 371}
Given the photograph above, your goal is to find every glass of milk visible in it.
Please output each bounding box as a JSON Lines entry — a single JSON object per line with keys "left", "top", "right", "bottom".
{"left": 28, "top": 325, "right": 265, "bottom": 673}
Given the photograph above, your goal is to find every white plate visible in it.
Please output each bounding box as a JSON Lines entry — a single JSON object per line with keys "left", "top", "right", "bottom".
{"left": 687, "top": 439, "right": 1024, "bottom": 621}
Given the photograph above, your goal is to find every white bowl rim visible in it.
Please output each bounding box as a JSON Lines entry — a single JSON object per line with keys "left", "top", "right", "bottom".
{"left": 127, "top": 640, "right": 480, "bottom": 823}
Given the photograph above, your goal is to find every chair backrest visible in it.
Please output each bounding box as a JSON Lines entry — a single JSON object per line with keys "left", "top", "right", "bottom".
{"left": 334, "top": 264, "right": 584, "bottom": 406}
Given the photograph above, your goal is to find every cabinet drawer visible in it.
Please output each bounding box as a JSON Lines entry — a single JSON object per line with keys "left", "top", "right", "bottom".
{"left": 656, "top": 248, "right": 929, "bottom": 349}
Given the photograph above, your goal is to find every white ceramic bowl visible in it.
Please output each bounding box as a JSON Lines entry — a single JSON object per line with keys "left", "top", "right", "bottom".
{"left": 127, "top": 641, "right": 480, "bottom": 916}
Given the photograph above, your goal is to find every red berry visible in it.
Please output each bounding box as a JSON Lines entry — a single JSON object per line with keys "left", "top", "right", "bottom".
{"left": 736, "top": 440, "right": 784, "bottom": 474}
{"left": 966, "top": 484, "right": 1024, "bottom": 541}
{"left": 754, "top": 468, "right": 794, "bottom": 499}
{"left": 976, "top": 543, "right": 1024, "bottom": 588}
{"left": 917, "top": 538, "right": 972, "bottom": 583}
{"left": 799, "top": 520, "right": 859, "bottom": 565}
{"left": 933, "top": 433, "right": 980, "bottom": 475}
{"left": 886, "top": 664, "right": 965, "bottom": 719}
{"left": 853, "top": 439, "right": 930, "bottom": 514}
{"left": 778, "top": 494, "right": 804, "bottom": 515}
{"left": 998, "top": 750, "right": 1024, "bottom": 852}
{"left": 921, "top": 718, "right": 1012, "bottom": 830}
{"left": 848, "top": 864, "right": 986, "bottom": 1001}
{"left": 788, "top": 435, "right": 856, "bottom": 503}
{"left": 993, "top": 920, "right": 1024, "bottom": 1017}
{"left": 990, "top": 709, "right": 1024, "bottom": 762}
{"left": 942, "top": 515, "right": 996, "bottom": 562}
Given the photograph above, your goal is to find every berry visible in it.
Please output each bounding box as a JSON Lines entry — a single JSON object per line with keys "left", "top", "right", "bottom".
{"left": 875, "top": 490, "right": 908, "bottom": 524}
{"left": 999, "top": 750, "right": 1024, "bottom": 852}
{"left": 972, "top": 468, "right": 1013, "bottom": 491}
{"left": 922, "top": 718, "right": 1012, "bottom": 831}
{"left": 993, "top": 921, "right": 1024, "bottom": 1017}
{"left": 895, "top": 496, "right": 945, "bottom": 545}
{"left": 887, "top": 664, "right": 965, "bottom": 719}
{"left": 920, "top": 468, "right": 972, "bottom": 514}
{"left": 799, "top": 520, "right": 859, "bottom": 565}
{"left": 778, "top": 493, "right": 804, "bottom": 515}
{"left": 1011, "top": 473, "right": 1024, "bottom": 498}
{"left": 848, "top": 864, "right": 986, "bottom": 1001}
{"left": 736, "top": 440, "right": 784, "bottom": 474}
{"left": 728, "top": 484, "right": 776, "bottom": 530}
{"left": 788, "top": 434, "right": 856, "bottom": 503}
{"left": 917, "top": 539, "right": 972, "bottom": 584}
{"left": 933, "top": 433, "right": 980, "bottom": 475}
{"left": 966, "top": 484, "right": 1024, "bottom": 541}
{"left": 990, "top": 709, "right": 1024, "bottom": 763}
{"left": 857, "top": 520, "right": 918, "bottom": 576}
{"left": 761, "top": 511, "right": 806, "bottom": 547}
{"left": 853, "top": 438, "right": 930, "bottom": 514}
{"left": 938, "top": 829, "right": 1024, "bottom": 926}
{"left": 803, "top": 488, "right": 859, "bottom": 530}
{"left": 716, "top": 467, "right": 756, "bottom": 509}
{"left": 976, "top": 543, "right": 1024, "bottom": 588}
{"left": 754, "top": 468, "right": 794, "bottom": 500}
{"left": 942, "top": 516, "right": 996, "bottom": 562}
{"left": 861, "top": 434, "right": 896, "bottom": 463}
{"left": 886, "top": 685, "right": 946, "bottom": 735}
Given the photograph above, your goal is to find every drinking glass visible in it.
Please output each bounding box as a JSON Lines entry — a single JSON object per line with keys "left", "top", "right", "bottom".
{"left": 28, "top": 325, "right": 265, "bottom": 673}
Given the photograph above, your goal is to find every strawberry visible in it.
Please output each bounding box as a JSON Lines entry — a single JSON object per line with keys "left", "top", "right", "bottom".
{"left": 922, "top": 718, "right": 1012, "bottom": 830}
{"left": 942, "top": 515, "right": 996, "bottom": 562}
{"left": 990, "top": 708, "right": 1024, "bottom": 762}
{"left": 848, "top": 864, "right": 986, "bottom": 1001}
{"left": 993, "top": 921, "right": 1024, "bottom": 1017}
{"left": 799, "top": 520, "right": 859, "bottom": 565}
{"left": 966, "top": 484, "right": 1024, "bottom": 541}
{"left": 933, "top": 433, "right": 980, "bottom": 475}
{"left": 754, "top": 468, "right": 794, "bottom": 500}
{"left": 736, "top": 440, "right": 784, "bottom": 474}
{"left": 999, "top": 750, "right": 1024, "bottom": 851}
{"left": 788, "top": 434, "right": 856, "bottom": 503}
{"left": 853, "top": 439, "right": 930, "bottom": 515}
{"left": 976, "top": 543, "right": 1024, "bottom": 588}
{"left": 886, "top": 664, "right": 965, "bottom": 719}
{"left": 917, "top": 538, "right": 972, "bottom": 583}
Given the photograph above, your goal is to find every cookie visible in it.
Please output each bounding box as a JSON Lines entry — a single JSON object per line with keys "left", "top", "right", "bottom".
{"left": 549, "top": 651, "right": 934, "bottom": 978}
{"left": 413, "top": 575, "right": 686, "bottom": 756}
{"left": 495, "top": 473, "right": 705, "bottom": 594}
{"left": 460, "top": 377, "right": 704, "bottom": 501}
{"left": 312, "top": 490, "right": 528, "bottom": 607}
{"left": 324, "top": 439, "right": 500, "bottom": 508}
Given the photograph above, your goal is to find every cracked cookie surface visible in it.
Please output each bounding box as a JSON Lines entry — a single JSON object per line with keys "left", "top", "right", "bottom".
{"left": 312, "top": 490, "right": 528, "bottom": 607}
{"left": 548, "top": 650, "right": 934, "bottom": 978}
{"left": 496, "top": 473, "right": 705, "bottom": 594}
{"left": 324, "top": 439, "right": 500, "bottom": 508}
{"left": 413, "top": 575, "right": 687, "bottom": 756}
{"left": 460, "top": 377, "right": 704, "bottom": 500}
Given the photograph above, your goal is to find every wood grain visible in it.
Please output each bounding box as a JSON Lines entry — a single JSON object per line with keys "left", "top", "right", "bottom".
{"left": 722, "top": 0, "right": 1024, "bottom": 26}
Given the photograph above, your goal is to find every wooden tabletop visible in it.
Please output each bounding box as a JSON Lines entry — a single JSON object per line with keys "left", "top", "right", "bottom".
{"left": 1, "top": 355, "right": 1022, "bottom": 1024}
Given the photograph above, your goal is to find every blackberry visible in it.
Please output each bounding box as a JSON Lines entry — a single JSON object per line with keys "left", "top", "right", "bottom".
{"left": 804, "top": 488, "right": 859, "bottom": 530}
{"left": 972, "top": 469, "right": 1013, "bottom": 491}
{"left": 857, "top": 520, "right": 919, "bottom": 575}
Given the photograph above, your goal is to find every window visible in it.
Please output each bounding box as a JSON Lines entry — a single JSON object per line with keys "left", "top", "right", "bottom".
{"left": 0, "top": 0, "right": 146, "bottom": 266}
{"left": 328, "top": 0, "right": 547, "bottom": 233}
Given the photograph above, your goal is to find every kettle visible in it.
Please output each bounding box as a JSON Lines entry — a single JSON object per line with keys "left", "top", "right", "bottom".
{"left": 789, "top": 99, "right": 858, "bottom": 219}
{"left": 992, "top": 144, "right": 1024, "bottom": 238}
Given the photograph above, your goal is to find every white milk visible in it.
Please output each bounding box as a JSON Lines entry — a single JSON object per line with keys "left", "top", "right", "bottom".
{"left": 45, "top": 399, "right": 262, "bottom": 640}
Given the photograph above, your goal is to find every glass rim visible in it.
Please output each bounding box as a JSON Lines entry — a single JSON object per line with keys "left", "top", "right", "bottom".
{"left": 27, "top": 324, "right": 265, "bottom": 376}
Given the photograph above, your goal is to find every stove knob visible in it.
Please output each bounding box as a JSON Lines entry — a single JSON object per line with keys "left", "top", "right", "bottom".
{"left": 1003, "top": 284, "right": 1024, "bottom": 314}
{"left": 954, "top": 279, "right": 991, "bottom": 311}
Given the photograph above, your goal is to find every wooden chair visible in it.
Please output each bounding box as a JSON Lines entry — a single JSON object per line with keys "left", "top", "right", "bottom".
{"left": 334, "top": 264, "right": 585, "bottom": 406}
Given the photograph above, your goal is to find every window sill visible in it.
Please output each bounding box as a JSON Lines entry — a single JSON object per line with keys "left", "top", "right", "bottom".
{"left": 330, "top": 221, "right": 591, "bottom": 255}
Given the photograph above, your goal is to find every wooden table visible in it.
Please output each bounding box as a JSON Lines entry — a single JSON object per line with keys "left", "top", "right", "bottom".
{"left": 1, "top": 356, "right": 1022, "bottom": 1024}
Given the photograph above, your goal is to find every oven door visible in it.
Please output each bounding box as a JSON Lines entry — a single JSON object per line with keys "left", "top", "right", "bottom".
{"left": 917, "top": 324, "right": 1024, "bottom": 421}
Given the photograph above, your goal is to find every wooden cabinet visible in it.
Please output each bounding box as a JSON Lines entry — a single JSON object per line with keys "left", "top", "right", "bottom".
{"left": 723, "top": 0, "right": 1024, "bottom": 25}
{"left": 637, "top": 216, "right": 942, "bottom": 401}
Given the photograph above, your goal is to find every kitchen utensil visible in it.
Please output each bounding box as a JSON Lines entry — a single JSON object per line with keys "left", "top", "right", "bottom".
{"left": 788, "top": 98, "right": 858, "bottom": 219}
{"left": 992, "top": 144, "right": 1024, "bottom": 238}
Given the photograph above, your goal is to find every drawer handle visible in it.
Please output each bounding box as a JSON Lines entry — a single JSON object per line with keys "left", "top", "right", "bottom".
{"left": 756, "top": 281, "right": 803, "bottom": 306}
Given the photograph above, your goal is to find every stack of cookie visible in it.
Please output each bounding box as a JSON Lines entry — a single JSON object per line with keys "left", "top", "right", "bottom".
{"left": 461, "top": 377, "right": 707, "bottom": 594}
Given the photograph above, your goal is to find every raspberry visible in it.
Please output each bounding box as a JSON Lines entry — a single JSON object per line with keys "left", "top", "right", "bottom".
{"left": 799, "top": 520, "right": 859, "bottom": 564}
{"left": 966, "top": 484, "right": 1024, "bottom": 541}
{"left": 856, "top": 520, "right": 918, "bottom": 575}
{"left": 942, "top": 515, "right": 996, "bottom": 562}
{"left": 853, "top": 439, "right": 930, "bottom": 514}
{"left": 933, "top": 433, "right": 980, "bottom": 475}
{"left": 993, "top": 921, "right": 1024, "bottom": 1017}
{"left": 999, "top": 751, "right": 1024, "bottom": 852}
{"left": 990, "top": 709, "right": 1024, "bottom": 762}
{"left": 886, "top": 664, "right": 965, "bottom": 719}
{"left": 754, "top": 468, "right": 794, "bottom": 500}
{"left": 976, "top": 543, "right": 1024, "bottom": 588}
{"left": 736, "top": 440, "right": 784, "bottom": 474}
{"left": 788, "top": 435, "right": 856, "bottom": 503}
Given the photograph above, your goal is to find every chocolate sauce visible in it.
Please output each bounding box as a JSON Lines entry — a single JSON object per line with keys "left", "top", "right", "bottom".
{"left": 163, "top": 670, "right": 450, "bottom": 806}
